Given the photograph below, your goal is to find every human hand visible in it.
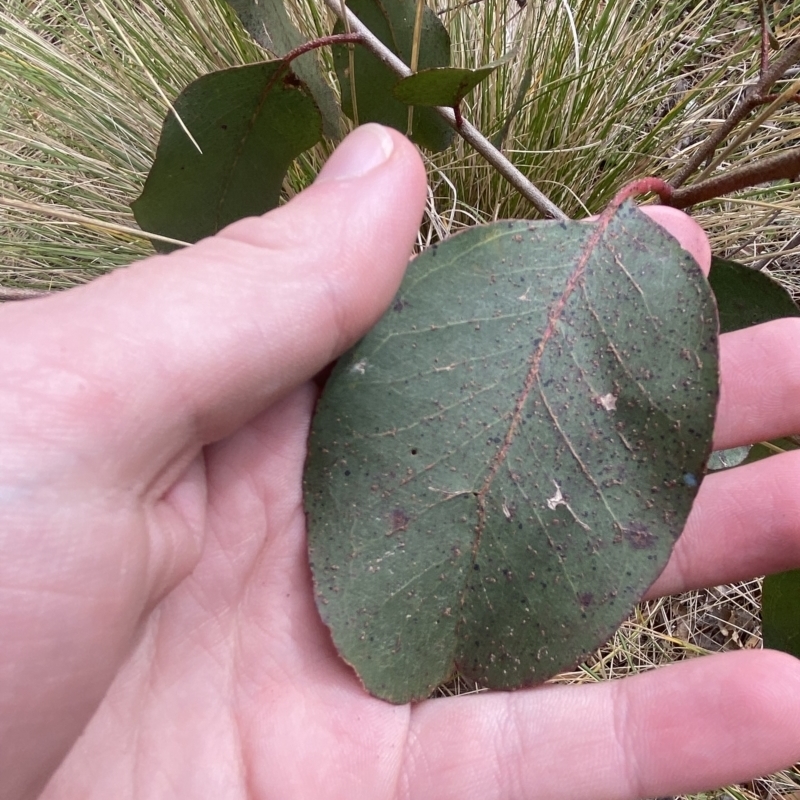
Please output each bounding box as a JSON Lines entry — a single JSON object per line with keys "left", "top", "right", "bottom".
{"left": 1, "top": 124, "right": 799, "bottom": 800}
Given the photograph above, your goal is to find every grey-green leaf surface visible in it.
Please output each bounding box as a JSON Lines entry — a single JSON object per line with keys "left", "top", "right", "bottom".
{"left": 132, "top": 62, "right": 321, "bottom": 252}
{"left": 752, "top": 435, "right": 800, "bottom": 658}
{"left": 708, "top": 255, "right": 800, "bottom": 334}
{"left": 332, "top": 0, "right": 453, "bottom": 152}
{"left": 763, "top": 569, "right": 800, "bottom": 659}
{"left": 704, "top": 258, "right": 798, "bottom": 470}
{"left": 225, "top": 0, "right": 342, "bottom": 139}
{"left": 305, "top": 204, "right": 719, "bottom": 703}
{"left": 392, "top": 57, "right": 508, "bottom": 107}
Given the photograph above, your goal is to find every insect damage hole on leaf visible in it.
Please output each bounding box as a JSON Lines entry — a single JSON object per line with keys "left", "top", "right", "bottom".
{"left": 304, "top": 186, "right": 719, "bottom": 704}
{"left": 596, "top": 393, "right": 617, "bottom": 411}
{"left": 546, "top": 481, "right": 565, "bottom": 510}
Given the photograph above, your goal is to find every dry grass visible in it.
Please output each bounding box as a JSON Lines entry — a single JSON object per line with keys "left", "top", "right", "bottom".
{"left": 2, "top": 1, "right": 800, "bottom": 797}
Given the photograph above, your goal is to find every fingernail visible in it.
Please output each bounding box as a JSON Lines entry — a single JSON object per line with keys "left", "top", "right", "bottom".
{"left": 316, "top": 124, "right": 395, "bottom": 183}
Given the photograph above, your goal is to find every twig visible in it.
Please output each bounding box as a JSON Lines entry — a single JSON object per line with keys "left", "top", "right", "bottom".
{"left": 320, "top": 0, "right": 568, "bottom": 220}
{"left": 696, "top": 74, "right": 800, "bottom": 182}
{"left": 0, "top": 287, "right": 51, "bottom": 302}
{"left": 608, "top": 177, "right": 673, "bottom": 207}
{"left": 281, "top": 32, "right": 364, "bottom": 64}
{"left": 671, "top": 35, "right": 800, "bottom": 190}
{"left": 262, "top": 34, "right": 365, "bottom": 108}
{"left": 665, "top": 147, "right": 800, "bottom": 209}
{"left": 758, "top": 0, "right": 770, "bottom": 76}
{"left": 0, "top": 196, "right": 190, "bottom": 248}
{"left": 754, "top": 226, "right": 800, "bottom": 271}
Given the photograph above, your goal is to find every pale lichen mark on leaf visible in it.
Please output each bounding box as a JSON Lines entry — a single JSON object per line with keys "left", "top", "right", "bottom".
{"left": 546, "top": 481, "right": 565, "bottom": 510}
{"left": 565, "top": 348, "right": 621, "bottom": 415}
{"left": 597, "top": 393, "right": 617, "bottom": 411}
{"left": 577, "top": 291, "right": 674, "bottom": 425}
{"left": 538, "top": 347, "right": 659, "bottom": 530}
{"left": 597, "top": 338, "right": 668, "bottom": 416}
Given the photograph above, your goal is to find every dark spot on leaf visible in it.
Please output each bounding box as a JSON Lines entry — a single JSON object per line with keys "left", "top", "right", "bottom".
{"left": 389, "top": 508, "right": 410, "bottom": 535}
{"left": 621, "top": 522, "right": 656, "bottom": 549}
{"left": 282, "top": 72, "right": 302, "bottom": 88}
{"left": 393, "top": 298, "right": 409, "bottom": 312}
{"left": 410, "top": 448, "right": 418, "bottom": 455}
{"left": 578, "top": 592, "right": 593, "bottom": 610}
{"left": 220, "top": 124, "right": 228, "bottom": 130}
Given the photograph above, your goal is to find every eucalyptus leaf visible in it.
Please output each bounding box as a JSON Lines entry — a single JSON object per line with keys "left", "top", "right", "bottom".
{"left": 708, "top": 255, "right": 800, "bottom": 334}
{"left": 761, "top": 437, "right": 800, "bottom": 657}
{"left": 763, "top": 569, "right": 800, "bottom": 659}
{"left": 393, "top": 54, "right": 512, "bottom": 107}
{"left": 305, "top": 203, "right": 719, "bottom": 703}
{"left": 704, "top": 256, "right": 798, "bottom": 474}
{"left": 706, "top": 446, "right": 750, "bottom": 471}
{"left": 225, "top": 0, "right": 342, "bottom": 138}
{"left": 132, "top": 62, "right": 322, "bottom": 252}
{"left": 332, "top": 0, "right": 453, "bottom": 151}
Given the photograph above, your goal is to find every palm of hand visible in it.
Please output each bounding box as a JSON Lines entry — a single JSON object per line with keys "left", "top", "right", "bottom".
{"left": 4, "top": 126, "right": 800, "bottom": 800}
{"left": 41, "top": 384, "right": 413, "bottom": 799}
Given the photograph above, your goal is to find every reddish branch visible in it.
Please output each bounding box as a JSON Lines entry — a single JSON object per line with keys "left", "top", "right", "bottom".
{"left": 263, "top": 33, "right": 365, "bottom": 103}
{"left": 665, "top": 148, "right": 800, "bottom": 209}
{"left": 759, "top": 0, "right": 770, "bottom": 75}
{"left": 670, "top": 35, "right": 800, "bottom": 190}
{"left": 607, "top": 177, "right": 674, "bottom": 207}
{"left": 280, "top": 33, "right": 364, "bottom": 66}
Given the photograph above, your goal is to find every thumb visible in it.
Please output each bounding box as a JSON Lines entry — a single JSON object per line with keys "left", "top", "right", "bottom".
{"left": 0, "top": 124, "right": 427, "bottom": 485}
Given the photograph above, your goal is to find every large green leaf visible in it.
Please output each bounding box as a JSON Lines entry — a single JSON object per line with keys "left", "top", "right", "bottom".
{"left": 704, "top": 257, "right": 799, "bottom": 471}
{"left": 332, "top": 0, "right": 454, "bottom": 152}
{"left": 763, "top": 569, "right": 800, "bottom": 659}
{"left": 225, "top": 0, "right": 342, "bottom": 139}
{"left": 707, "top": 258, "right": 800, "bottom": 658}
{"left": 755, "top": 435, "right": 800, "bottom": 658}
{"left": 709, "top": 255, "right": 800, "bottom": 334}
{"left": 305, "top": 203, "right": 719, "bottom": 703}
{"left": 392, "top": 54, "right": 512, "bottom": 108}
{"left": 132, "top": 62, "right": 322, "bottom": 252}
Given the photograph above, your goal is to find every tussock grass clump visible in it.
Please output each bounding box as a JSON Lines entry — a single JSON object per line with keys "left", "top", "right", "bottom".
{"left": 0, "top": 0, "right": 262, "bottom": 288}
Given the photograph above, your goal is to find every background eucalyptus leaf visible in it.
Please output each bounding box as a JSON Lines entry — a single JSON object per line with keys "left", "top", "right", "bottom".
{"left": 332, "top": 0, "right": 453, "bottom": 151}
{"left": 225, "top": 0, "right": 342, "bottom": 138}
{"left": 762, "top": 569, "right": 800, "bottom": 659}
{"left": 708, "top": 255, "right": 800, "bottom": 334}
{"left": 132, "top": 62, "right": 322, "bottom": 251}
{"left": 392, "top": 54, "right": 513, "bottom": 108}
